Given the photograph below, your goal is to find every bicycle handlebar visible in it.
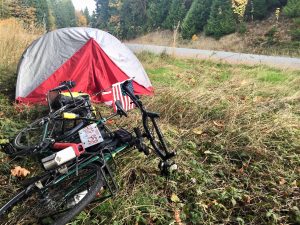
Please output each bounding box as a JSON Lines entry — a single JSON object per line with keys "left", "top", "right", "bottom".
{"left": 121, "top": 81, "right": 176, "bottom": 161}
{"left": 50, "top": 81, "right": 76, "bottom": 92}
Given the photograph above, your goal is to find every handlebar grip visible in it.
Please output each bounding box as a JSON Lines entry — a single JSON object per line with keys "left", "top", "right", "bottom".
{"left": 121, "top": 81, "right": 136, "bottom": 98}
{"left": 50, "top": 85, "right": 67, "bottom": 92}
{"left": 50, "top": 81, "right": 76, "bottom": 92}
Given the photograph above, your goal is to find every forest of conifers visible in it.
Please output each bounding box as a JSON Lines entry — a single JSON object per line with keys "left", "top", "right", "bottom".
{"left": 0, "top": 0, "right": 299, "bottom": 40}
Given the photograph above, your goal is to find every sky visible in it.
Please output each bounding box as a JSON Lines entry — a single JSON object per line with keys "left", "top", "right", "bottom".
{"left": 71, "top": 0, "right": 96, "bottom": 14}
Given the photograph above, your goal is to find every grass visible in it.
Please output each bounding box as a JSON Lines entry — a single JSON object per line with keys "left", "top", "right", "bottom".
{"left": 0, "top": 21, "right": 300, "bottom": 224}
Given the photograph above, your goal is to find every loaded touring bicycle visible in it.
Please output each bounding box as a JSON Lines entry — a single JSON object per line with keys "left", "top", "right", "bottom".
{"left": 0, "top": 80, "right": 177, "bottom": 225}
{"left": 0, "top": 27, "right": 176, "bottom": 224}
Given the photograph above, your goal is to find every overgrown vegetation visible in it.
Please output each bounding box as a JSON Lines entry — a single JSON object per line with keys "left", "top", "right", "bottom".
{"left": 0, "top": 0, "right": 90, "bottom": 30}
{"left": 0, "top": 21, "right": 299, "bottom": 224}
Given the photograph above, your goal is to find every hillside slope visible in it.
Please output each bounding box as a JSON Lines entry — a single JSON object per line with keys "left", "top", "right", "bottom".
{"left": 127, "top": 16, "right": 300, "bottom": 57}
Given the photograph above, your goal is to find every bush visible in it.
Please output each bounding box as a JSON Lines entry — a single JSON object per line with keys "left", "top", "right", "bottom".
{"left": 237, "top": 22, "right": 247, "bottom": 34}
{"left": 291, "top": 28, "right": 300, "bottom": 41}
{"left": 283, "top": 0, "right": 300, "bottom": 18}
{"left": 181, "top": 0, "right": 212, "bottom": 39}
{"left": 205, "top": 0, "right": 236, "bottom": 39}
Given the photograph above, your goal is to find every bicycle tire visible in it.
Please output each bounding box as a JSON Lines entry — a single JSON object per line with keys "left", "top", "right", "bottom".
{"left": 13, "top": 117, "right": 47, "bottom": 150}
{"left": 13, "top": 117, "right": 88, "bottom": 153}
{"left": 0, "top": 163, "right": 104, "bottom": 225}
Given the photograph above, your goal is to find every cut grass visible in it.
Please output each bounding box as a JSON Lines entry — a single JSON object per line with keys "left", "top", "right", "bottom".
{"left": 0, "top": 52, "right": 300, "bottom": 224}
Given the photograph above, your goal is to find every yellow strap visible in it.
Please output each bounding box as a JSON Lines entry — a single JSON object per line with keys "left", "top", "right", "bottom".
{"left": 62, "top": 112, "right": 78, "bottom": 119}
{"left": 61, "top": 92, "right": 90, "bottom": 98}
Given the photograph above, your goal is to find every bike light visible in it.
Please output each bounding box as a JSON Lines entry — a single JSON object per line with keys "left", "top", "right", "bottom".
{"left": 41, "top": 143, "right": 85, "bottom": 170}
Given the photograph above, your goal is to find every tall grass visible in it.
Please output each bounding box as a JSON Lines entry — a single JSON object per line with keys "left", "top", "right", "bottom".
{"left": 0, "top": 18, "right": 42, "bottom": 99}
{"left": 0, "top": 18, "right": 42, "bottom": 69}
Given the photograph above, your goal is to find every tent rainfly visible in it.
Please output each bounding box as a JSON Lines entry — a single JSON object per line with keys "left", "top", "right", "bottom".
{"left": 16, "top": 27, "right": 153, "bottom": 104}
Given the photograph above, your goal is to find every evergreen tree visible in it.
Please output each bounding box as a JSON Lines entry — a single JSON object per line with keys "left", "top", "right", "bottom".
{"left": 205, "top": 0, "right": 236, "bottom": 39}
{"left": 27, "top": 0, "right": 49, "bottom": 28}
{"left": 83, "top": 7, "right": 91, "bottom": 25}
{"left": 283, "top": 0, "right": 300, "bottom": 18}
{"left": 120, "top": 0, "right": 147, "bottom": 39}
{"left": 164, "top": 0, "right": 187, "bottom": 29}
{"left": 252, "top": 0, "right": 268, "bottom": 20}
{"left": 146, "top": 0, "right": 171, "bottom": 30}
{"left": 94, "top": 0, "right": 109, "bottom": 29}
{"left": 50, "top": 0, "right": 76, "bottom": 28}
{"left": 181, "top": 0, "right": 212, "bottom": 39}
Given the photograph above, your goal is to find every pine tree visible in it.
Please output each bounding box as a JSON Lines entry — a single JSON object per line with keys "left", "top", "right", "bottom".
{"left": 95, "top": 0, "right": 109, "bottom": 29}
{"left": 27, "top": 0, "right": 49, "bottom": 28}
{"left": 252, "top": 0, "right": 268, "bottom": 20}
{"left": 83, "top": 7, "right": 91, "bottom": 25}
{"left": 164, "top": 0, "right": 187, "bottom": 29}
{"left": 181, "top": 0, "right": 212, "bottom": 39}
{"left": 205, "top": 0, "right": 236, "bottom": 39}
{"left": 146, "top": 0, "right": 171, "bottom": 30}
{"left": 120, "top": 0, "right": 147, "bottom": 39}
{"left": 50, "top": 0, "right": 76, "bottom": 28}
{"left": 283, "top": 0, "right": 300, "bottom": 18}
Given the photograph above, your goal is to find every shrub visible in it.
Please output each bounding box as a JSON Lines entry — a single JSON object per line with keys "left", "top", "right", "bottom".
{"left": 291, "top": 28, "right": 300, "bottom": 41}
{"left": 205, "top": 0, "right": 236, "bottom": 39}
{"left": 237, "top": 22, "right": 247, "bottom": 34}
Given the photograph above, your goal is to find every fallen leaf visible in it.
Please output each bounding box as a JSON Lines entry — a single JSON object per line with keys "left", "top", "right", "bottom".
{"left": 279, "top": 177, "right": 286, "bottom": 185}
{"left": 291, "top": 180, "right": 297, "bottom": 188}
{"left": 171, "top": 193, "right": 180, "bottom": 203}
{"left": 243, "top": 195, "right": 251, "bottom": 204}
{"left": 240, "top": 80, "right": 248, "bottom": 86}
{"left": 11, "top": 166, "right": 30, "bottom": 177}
{"left": 192, "top": 128, "right": 203, "bottom": 135}
{"left": 213, "top": 120, "right": 224, "bottom": 127}
{"left": 174, "top": 209, "right": 183, "bottom": 225}
{"left": 253, "top": 96, "right": 264, "bottom": 103}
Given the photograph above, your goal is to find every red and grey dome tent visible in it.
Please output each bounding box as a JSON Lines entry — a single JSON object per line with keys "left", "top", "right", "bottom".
{"left": 16, "top": 27, "right": 153, "bottom": 104}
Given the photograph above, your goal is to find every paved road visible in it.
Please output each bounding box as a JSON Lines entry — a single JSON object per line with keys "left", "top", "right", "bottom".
{"left": 126, "top": 43, "right": 300, "bottom": 70}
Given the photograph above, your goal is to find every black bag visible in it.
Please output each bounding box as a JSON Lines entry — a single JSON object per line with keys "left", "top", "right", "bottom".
{"left": 114, "top": 128, "right": 132, "bottom": 143}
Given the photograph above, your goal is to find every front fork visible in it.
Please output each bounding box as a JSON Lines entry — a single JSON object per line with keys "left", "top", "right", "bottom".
{"left": 133, "top": 127, "right": 177, "bottom": 176}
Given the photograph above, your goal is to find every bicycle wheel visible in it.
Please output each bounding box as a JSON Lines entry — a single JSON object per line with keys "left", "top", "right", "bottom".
{"left": 13, "top": 117, "right": 49, "bottom": 150}
{"left": 0, "top": 163, "right": 104, "bottom": 225}
{"left": 13, "top": 117, "right": 87, "bottom": 152}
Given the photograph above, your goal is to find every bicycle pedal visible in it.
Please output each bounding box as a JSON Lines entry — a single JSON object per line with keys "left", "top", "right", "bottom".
{"left": 158, "top": 160, "right": 178, "bottom": 176}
